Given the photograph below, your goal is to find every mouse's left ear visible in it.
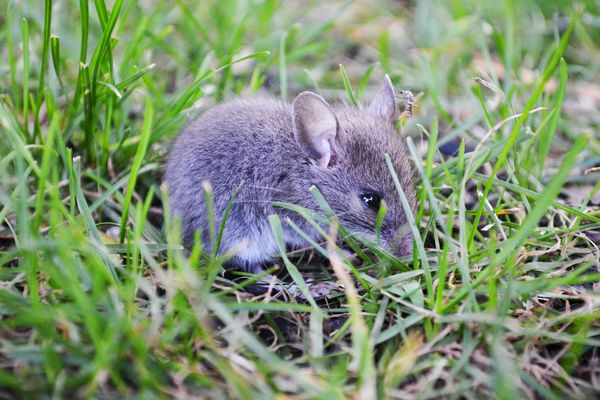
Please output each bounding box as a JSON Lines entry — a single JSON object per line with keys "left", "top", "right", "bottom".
{"left": 368, "top": 74, "right": 399, "bottom": 124}
{"left": 293, "top": 92, "right": 346, "bottom": 169}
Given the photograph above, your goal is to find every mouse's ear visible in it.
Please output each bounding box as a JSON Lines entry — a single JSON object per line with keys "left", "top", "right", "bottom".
{"left": 368, "top": 74, "right": 399, "bottom": 124}
{"left": 293, "top": 92, "right": 344, "bottom": 168}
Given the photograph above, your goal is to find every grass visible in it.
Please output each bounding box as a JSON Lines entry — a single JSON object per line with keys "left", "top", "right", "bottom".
{"left": 1, "top": 0, "right": 600, "bottom": 398}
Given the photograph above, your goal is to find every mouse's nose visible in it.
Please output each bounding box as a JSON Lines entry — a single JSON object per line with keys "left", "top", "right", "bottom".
{"left": 389, "top": 232, "right": 414, "bottom": 258}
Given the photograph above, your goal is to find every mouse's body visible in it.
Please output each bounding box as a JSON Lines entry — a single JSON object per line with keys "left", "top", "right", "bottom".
{"left": 166, "top": 76, "right": 416, "bottom": 273}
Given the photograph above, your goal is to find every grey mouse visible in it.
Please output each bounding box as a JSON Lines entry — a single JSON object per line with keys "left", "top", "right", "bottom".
{"left": 165, "top": 75, "right": 416, "bottom": 274}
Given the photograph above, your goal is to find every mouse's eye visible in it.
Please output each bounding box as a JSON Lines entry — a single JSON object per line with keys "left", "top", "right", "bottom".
{"left": 360, "top": 192, "right": 382, "bottom": 211}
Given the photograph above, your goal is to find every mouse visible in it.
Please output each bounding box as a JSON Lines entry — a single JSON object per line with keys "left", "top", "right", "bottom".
{"left": 165, "top": 75, "right": 416, "bottom": 275}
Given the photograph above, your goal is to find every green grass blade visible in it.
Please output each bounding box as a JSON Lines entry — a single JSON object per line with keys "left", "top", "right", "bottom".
{"left": 442, "top": 134, "right": 588, "bottom": 312}
{"left": 21, "top": 18, "right": 30, "bottom": 141}
{"left": 385, "top": 154, "right": 433, "bottom": 307}
{"left": 468, "top": 11, "right": 580, "bottom": 248}
{"left": 6, "top": 2, "right": 20, "bottom": 108}
{"left": 537, "top": 58, "right": 568, "bottom": 172}
{"left": 119, "top": 99, "right": 153, "bottom": 243}
{"left": 339, "top": 64, "right": 358, "bottom": 106}
{"left": 279, "top": 31, "right": 288, "bottom": 100}
{"left": 268, "top": 215, "right": 320, "bottom": 310}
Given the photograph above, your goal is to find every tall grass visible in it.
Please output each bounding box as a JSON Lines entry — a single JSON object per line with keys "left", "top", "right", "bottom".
{"left": 1, "top": 0, "right": 599, "bottom": 398}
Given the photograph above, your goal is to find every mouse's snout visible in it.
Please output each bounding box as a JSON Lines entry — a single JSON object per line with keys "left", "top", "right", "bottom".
{"left": 389, "top": 231, "right": 414, "bottom": 258}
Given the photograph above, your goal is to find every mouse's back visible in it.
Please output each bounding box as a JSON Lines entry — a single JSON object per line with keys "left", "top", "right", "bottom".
{"left": 165, "top": 97, "right": 306, "bottom": 258}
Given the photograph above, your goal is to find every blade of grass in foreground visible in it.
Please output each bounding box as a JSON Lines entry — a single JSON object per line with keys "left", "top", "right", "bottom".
{"left": 33, "top": 113, "right": 60, "bottom": 232}
{"left": 326, "top": 221, "right": 376, "bottom": 400}
{"left": 151, "top": 50, "right": 270, "bottom": 143}
{"left": 72, "top": 156, "right": 118, "bottom": 281}
{"left": 493, "top": 138, "right": 589, "bottom": 269}
{"left": 339, "top": 63, "right": 358, "bottom": 106}
{"left": 6, "top": 2, "right": 19, "bottom": 110}
{"left": 35, "top": 0, "right": 53, "bottom": 124}
{"left": 468, "top": 11, "right": 579, "bottom": 248}
{"left": 404, "top": 136, "right": 462, "bottom": 316}
{"left": 441, "top": 134, "right": 588, "bottom": 313}
{"left": 280, "top": 31, "right": 288, "bottom": 100}
{"left": 306, "top": 186, "right": 374, "bottom": 293}
{"left": 21, "top": 17, "right": 30, "bottom": 141}
{"left": 0, "top": 103, "right": 40, "bottom": 177}
{"left": 216, "top": 182, "right": 243, "bottom": 254}
{"left": 269, "top": 214, "right": 320, "bottom": 310}
{"left": 536, "top": 58, "right": 568, "bottom": 173}
{"left": 203, "top": 293, "right": 341, "bottom": 398}
{"left": 385, "top": 154, "right": 433, "bottom": 307}
{"left": 119, "top": 99, "right": 153, "bottom": 243}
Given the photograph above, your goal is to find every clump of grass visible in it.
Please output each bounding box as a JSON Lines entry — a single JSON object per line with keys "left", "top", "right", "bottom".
{"left": 1, "top": 0, "right": 599, "bottom": 398}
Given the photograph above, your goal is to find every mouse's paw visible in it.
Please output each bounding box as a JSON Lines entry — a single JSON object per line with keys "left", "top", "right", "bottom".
{"left": 285, "top": 280, "right": 340, "bottom": 300}
{"left": 307, "top": 281, "right": 339, "bottom": 299}
{"left": 249, "top": 275, "right": 340, "bottom": 300}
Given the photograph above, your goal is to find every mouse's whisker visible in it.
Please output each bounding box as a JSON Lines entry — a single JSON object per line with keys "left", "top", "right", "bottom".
{"left": 244, "top": 185, "right": 287, "bottom": 192}
{"left": 232, "top": 200, "right": 272, "bottom": 204}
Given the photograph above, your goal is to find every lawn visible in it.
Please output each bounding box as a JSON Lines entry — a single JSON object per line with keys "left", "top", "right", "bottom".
{"left": 1, "top": 0, "right": 599, "bottom": 398}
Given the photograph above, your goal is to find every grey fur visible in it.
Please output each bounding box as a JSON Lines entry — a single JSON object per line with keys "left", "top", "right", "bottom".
{"left": 165, "top": 76, "right": 416, "bottom": 273}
